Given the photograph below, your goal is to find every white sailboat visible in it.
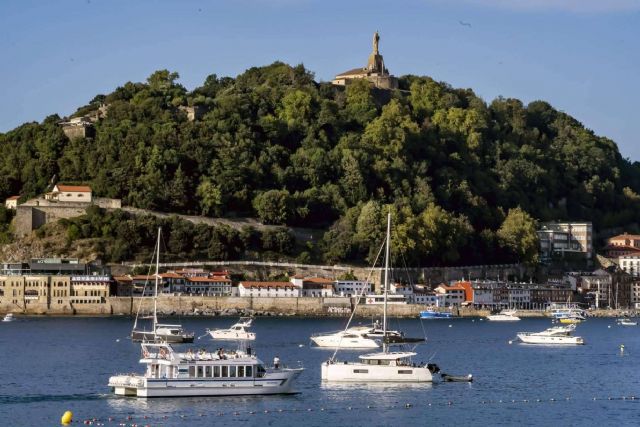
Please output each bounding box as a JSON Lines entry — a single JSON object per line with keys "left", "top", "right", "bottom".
{"left": 321, "top": 213, "right": 439, "bottom": 382}
{"left": 131, "top": 227, "right": 194, "bottom": 343}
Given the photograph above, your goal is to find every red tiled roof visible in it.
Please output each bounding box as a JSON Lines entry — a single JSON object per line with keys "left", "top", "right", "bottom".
{"left": 302, "top": 277, "right": 333, "bottom": 284}
{"left": 132, "top": 275, "right": 157, "bottom": 281}
{"left": 188, "top": 277, "right": 231, "bottom": 283}
{"left": 609, "top": 234, "right": 640, "bottom": 241}
{"left": 240, "top": 281, "right": 296, "bottom": 289}
{"left": 160, "top": 272, "right": 183, "bottom": 279}
{"left": 6, "top": 195, "right": 19, "bottom": 200}
{"left": 56, "top": 184, "right": 92, "bottom": 192}
{"left": 113, "top": 275, "right": 133, "bottom": 282}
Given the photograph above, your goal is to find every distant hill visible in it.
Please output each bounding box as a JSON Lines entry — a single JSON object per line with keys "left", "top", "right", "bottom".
{"left": 1, "top": 62, "right": 639, "bottom": 266}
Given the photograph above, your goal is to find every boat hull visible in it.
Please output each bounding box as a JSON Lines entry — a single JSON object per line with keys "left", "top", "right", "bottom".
{"left": 419, "top": 311, "right": 453, "bottom": 319}
{"left": 487, "top": 315, "right": 521, "bottom": 321}
{"left": 321, "top": 361, "right": 432, "bottom": 382}
{"left": 109, "top": 369, "right": 302, "bottom": 397}
{"left": 209, "top": 331, "right": 256, "bottom": 341}
{"left": 311, "top": 335, "right": 379, "bottom": 349}
{"left": 517, "top": 334, "right": 584, "bottom": 345}
{"left": 131, "top": 330, "right": 194, "bottom": 343}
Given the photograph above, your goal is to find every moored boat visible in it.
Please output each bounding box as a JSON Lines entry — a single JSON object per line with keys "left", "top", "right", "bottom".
{"left": 207, "top": 317, "right": 256, "bottom": 341}
{"left": 617, "top": 318, "right": 638, "bottom": 326}
{"left": 517, "top": 324, "right": 584, "bottom": 345}
{"left": 487, "top": 309, "right": 521, "bottom": 322}
{"left": 419, "top": 309, "right": 453, "bottom": 319}
{"left": 2, "top": 313, "right": 15, "bottom": 322}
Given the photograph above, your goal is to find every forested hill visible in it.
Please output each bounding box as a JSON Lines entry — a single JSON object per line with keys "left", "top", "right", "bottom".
{"left": 1, "top": 62, "right": 639, "bottom": 266}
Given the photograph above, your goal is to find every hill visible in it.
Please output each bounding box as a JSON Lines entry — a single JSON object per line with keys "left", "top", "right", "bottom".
{"left": 1, "top": 62, "right": 639, "bottom": 265}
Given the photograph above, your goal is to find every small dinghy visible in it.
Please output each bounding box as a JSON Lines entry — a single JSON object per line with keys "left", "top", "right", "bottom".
{"left": 441, "top": 373, "right": 473, "bottom": 382}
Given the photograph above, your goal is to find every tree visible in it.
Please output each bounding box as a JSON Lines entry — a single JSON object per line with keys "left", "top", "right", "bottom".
{"left": 253, "top": 190, "right": 292, "bottom": 225}
{"left": 196, "top": 178, "right": 223, "bottom": 216}
{"left": 497, "top": 207, "right": 539, "bottom": 264}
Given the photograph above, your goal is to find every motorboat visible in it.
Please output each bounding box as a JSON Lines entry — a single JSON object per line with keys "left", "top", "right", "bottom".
{"left": 419, "top": 309, "right": 453, "bottom": 319}
{"left": 311, "top": 326, "right": 381, "bottom": 349}
{"left": 549, "top": 307, "right": 586, "bottom": 324}
{"left": 487, "top": 309, "right": 521, "bottom": 322}
{"left": 108, "top": 342, "right": 302, "bottom": 397}
{"left": 2, "top": 313, "right": 15, "bottom": 322}
{"left": 207, "top": 317, "right": 256, "bottom": 341}
{"left": 131, "top": 228, "right": 195, "bottom": 343}
{"left": 517, "top": 324, "right": 584, "bottom": 345}
{"left": 321, "top": 212, "right": 438, "bottom": 383}
{"left": 617, "top": 318, "right": 638, "bottom": 326}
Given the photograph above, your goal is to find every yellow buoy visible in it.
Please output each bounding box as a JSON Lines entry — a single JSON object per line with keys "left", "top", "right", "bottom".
{"left": 61, "top": 410, "right": 73, "bottom": 425}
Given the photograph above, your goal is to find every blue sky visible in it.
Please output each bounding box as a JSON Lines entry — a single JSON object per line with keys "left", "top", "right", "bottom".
{"left": 1, "top": 0, "right": 639, "bottom": 159}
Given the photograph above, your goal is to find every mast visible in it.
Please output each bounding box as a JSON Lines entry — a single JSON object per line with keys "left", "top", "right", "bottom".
{"left": 153, "top": 227, "right": 161, "bottom": 338}
{"left": 382, "top": 211, "right": 391, "bottom": 352}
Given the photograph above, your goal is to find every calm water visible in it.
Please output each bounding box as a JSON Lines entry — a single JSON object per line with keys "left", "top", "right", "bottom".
{"left": 0, "top": 316, "right": 638, "bottom": 426}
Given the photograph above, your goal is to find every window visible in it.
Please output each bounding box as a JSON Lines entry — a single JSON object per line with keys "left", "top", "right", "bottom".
{"left": 246, "top": 366, "right": 253, "bottom": 377}
{"left": 197, "top": 366, "right": 204, "bottom": 378}
{"left": 189, "top": 366, "right": 196, "bottom": 377}
{"left": 214, "top": 366, "right": 220, "bottom": 377}
{"left": 398, "top": 370, "right": 413, "bottom": 374}
{"left": 238, "top": 366, "right": 244, "bottom": 377}
{"left": 229, "top": 366, "right": 237, "bottom": 377}
{"left": 222, "top": 366, "right": 228, "bottom": 377}
{"left": 353, "top": 369, "right": 369, "bottom": 373}
{"left": 205, "top": 366, "right": 212, "bottom": 377}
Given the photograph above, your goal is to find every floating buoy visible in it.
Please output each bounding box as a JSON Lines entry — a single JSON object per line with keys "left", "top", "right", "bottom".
{"left": 448, "top": 324, "right": 452, "bottom": 328}
{"left": 608, "top": 325, "right": 611, "bottom": 329}
{"left": 508, "top": 340, "right": 513, "bottom": 345}
{"left": 61, "top": 411, "right": 73, "bottom": 425}
{"left": 298, "top": 344, "right": 304, "bottom": 347}
{"left": 116, "top": 339, "right": 120, "bottom": 342}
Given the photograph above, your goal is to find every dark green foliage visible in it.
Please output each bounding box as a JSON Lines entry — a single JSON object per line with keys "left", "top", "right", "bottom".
{"left": 1, "top": 63, "right": 639, "bottom": 265}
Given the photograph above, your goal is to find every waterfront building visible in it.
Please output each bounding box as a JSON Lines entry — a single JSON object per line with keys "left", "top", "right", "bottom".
{"left": 0, "top": 262, "right": 30, "bottom": 275}
{"left": 631, "top": 280, "right": 640, "bottom": 309}
{"left": 44, "top": 184, "right": 92, "bottom": 203}
{"left": 238, "top": 281, "right": 300, "bottom": 298}
{"left": 173, "top": 268, "right": 211, "bottom": 278}
{"left": 332, "top": 31, "right": 398, "bottom": 89}
{"left": 333, "top": 280, "right": 372, "bottom": 297}
{"left": 185, "top": 276, "right": 234, "bottom": 296}
{"left": 158, "top": 272, "right": 186, "bottom": 294}
{"left": 5, "top": 195, "right": 19, "bottom": 209}
{"left": 113, "top": 275, "right": 133, "bottom": 296}
{"left": 434, "top": 283, "right": 467, "bottom": 307}
{"left": 29, "top": 258, "right": 89, "bottom": 275}
{"left": 537, "top": 222, "right": 593, "bottom": 261}
{"left": 605, "top": 233, "right": 640, "bottom": 257}
{"left": 69, "top": 275, "right": 111, "bottom": 304}
{"left": 619, "top": 254, "right": 640, "bottom": 276}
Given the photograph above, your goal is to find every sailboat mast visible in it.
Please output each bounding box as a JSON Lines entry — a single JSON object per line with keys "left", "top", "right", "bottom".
{"left": 383, "top": 212, "right": 391, "bottom": 351}
{"left": 153, "top": 227, "right": 161, "bottom": 338}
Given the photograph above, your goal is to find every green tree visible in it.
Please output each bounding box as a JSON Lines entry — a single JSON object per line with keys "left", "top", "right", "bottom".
{"left": 497, "top": 207, "right": 539, "bottom": 264}
{"left": 253, "top": 190, "right": 292, "bottom": 225}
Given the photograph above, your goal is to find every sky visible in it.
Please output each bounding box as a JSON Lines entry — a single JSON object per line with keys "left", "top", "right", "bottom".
{"left": 1, "top": 0, "right": 639, "bottom": 159}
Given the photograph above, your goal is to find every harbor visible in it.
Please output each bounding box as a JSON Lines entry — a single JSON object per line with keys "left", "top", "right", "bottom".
{"left": 1, "top": 316, "right": 638, "bottom": 426}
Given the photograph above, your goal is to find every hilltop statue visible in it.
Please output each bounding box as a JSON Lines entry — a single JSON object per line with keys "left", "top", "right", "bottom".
{"left": 373, "top": 31, "right": 380, "bottom": 54}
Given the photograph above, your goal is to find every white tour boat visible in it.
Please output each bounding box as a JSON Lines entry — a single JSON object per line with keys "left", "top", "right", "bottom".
{"left": 321, "top": 213, "right": 438, "bottom": 383}
{"left": 517, "top": 324, "right": 584, "bottom": 345}
{"left": 207, "top": 317, "right": 256, "bottom": 341}
{"left": 487, "top": 309, "right": 521, "bottom": 322}
{"left": 108, "top": 342, "right": 302, "bottom": 397}
{"left": 131, "top": 228, "right": 194, "bottom": 344}
{"left": 2, "top": 313, "right": 15, "bottom": 322}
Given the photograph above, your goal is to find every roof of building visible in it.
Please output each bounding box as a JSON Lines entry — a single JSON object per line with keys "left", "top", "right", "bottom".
{"left": 240, "top": 281, "right": 296, "bottom": 289}
{"left": 113, "top": 275, "right": 133, "bottom": 282}
{"left": 609, "top": 234, "right": 640, "bottom": 240}
{"left": 335, "top": 67, "right": 368, "bottom": 77}
{"left": 132, "top": 274, "right": 157, "bottom": 281}
{"left": 159, "top": 272, "right": 183, "bottom": 279}
{"left": 55, "top": 184, "right": 92, "bottom": 192}
{"left": 6, "top": 195, "right": 19, "bottom": 200}
{"left": 302, "top": 277, "right": 334, "bottom": 284}
{"left": 188, "top": 276, "right": 231, "bottom": 283}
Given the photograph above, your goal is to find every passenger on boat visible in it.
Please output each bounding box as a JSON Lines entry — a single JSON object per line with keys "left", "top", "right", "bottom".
{"left": 274, "top": 356, "right": 280, "bottom": 369}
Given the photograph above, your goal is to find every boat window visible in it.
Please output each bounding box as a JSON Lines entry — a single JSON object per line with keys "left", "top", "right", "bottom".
{"left": 398, "top": 370, "right": 413, "bottom": 374}
{"left": 222, "top": 366, "right": 228, "bottom": 377}
{"left": 205, "top": 366, "right": 212, "bottom": 377}
{"left": 353, "top": 369, "right": 368, "bottom": 373}
{"left": 214, "top": 366, "right": 220, "bottom": 377}
{"left": 256, "top": 365, "right": 266, "bottom": 378}
{"left": 230, "top": 366, "right": 237, "bottom": 377}
{"left": 238, "top": 366, "right": 244, "bottom": 377}
{"left": 189, "top": 366, "right": 196, "bottom": 377}
{"left": 197, "top": 366, "right": 204, "bottom": 378}
{"left": 246, "top": 366, "right": 253, "bottom": 377}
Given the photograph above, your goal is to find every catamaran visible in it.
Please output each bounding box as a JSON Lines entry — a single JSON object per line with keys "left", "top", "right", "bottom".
{"left": 131, "top": 228, "right": 194, "bottom": 343}
{"left": 321, "top": 213, "right": 439, "bottom": 382}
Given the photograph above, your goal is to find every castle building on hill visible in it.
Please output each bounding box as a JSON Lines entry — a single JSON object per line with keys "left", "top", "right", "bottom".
{"left": 332, "top": 31, "right": 398, "bottom": 90}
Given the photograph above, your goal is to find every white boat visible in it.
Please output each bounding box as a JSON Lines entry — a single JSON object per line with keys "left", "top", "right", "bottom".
{"left": 617, "top": 318, "right": 638, "bottom": 326}
{"left": 487, "top": 309, "right": 521, "bottom": 322}
{"left": 2, "top": 313, "right": 15, "bottom": 322}
{"left": 517, "top": 324, "right": 584, "bottom": 345}
{"left": 321, "top": 212, "right": 438, "bottom": 383}
{"left": 131, "top": 228, "right": 194, "bottom": 344}
{"left": 549, "top": 306, "right": 586, "bottom": 324}
{"left": 108, "top": 342, "right": 302, "bottom": 397}
{"left": 311, "top": 326, "right": 381, "bottom": 349}
{"left": 208, "top": 317, "right": 256, "bottom": 341}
